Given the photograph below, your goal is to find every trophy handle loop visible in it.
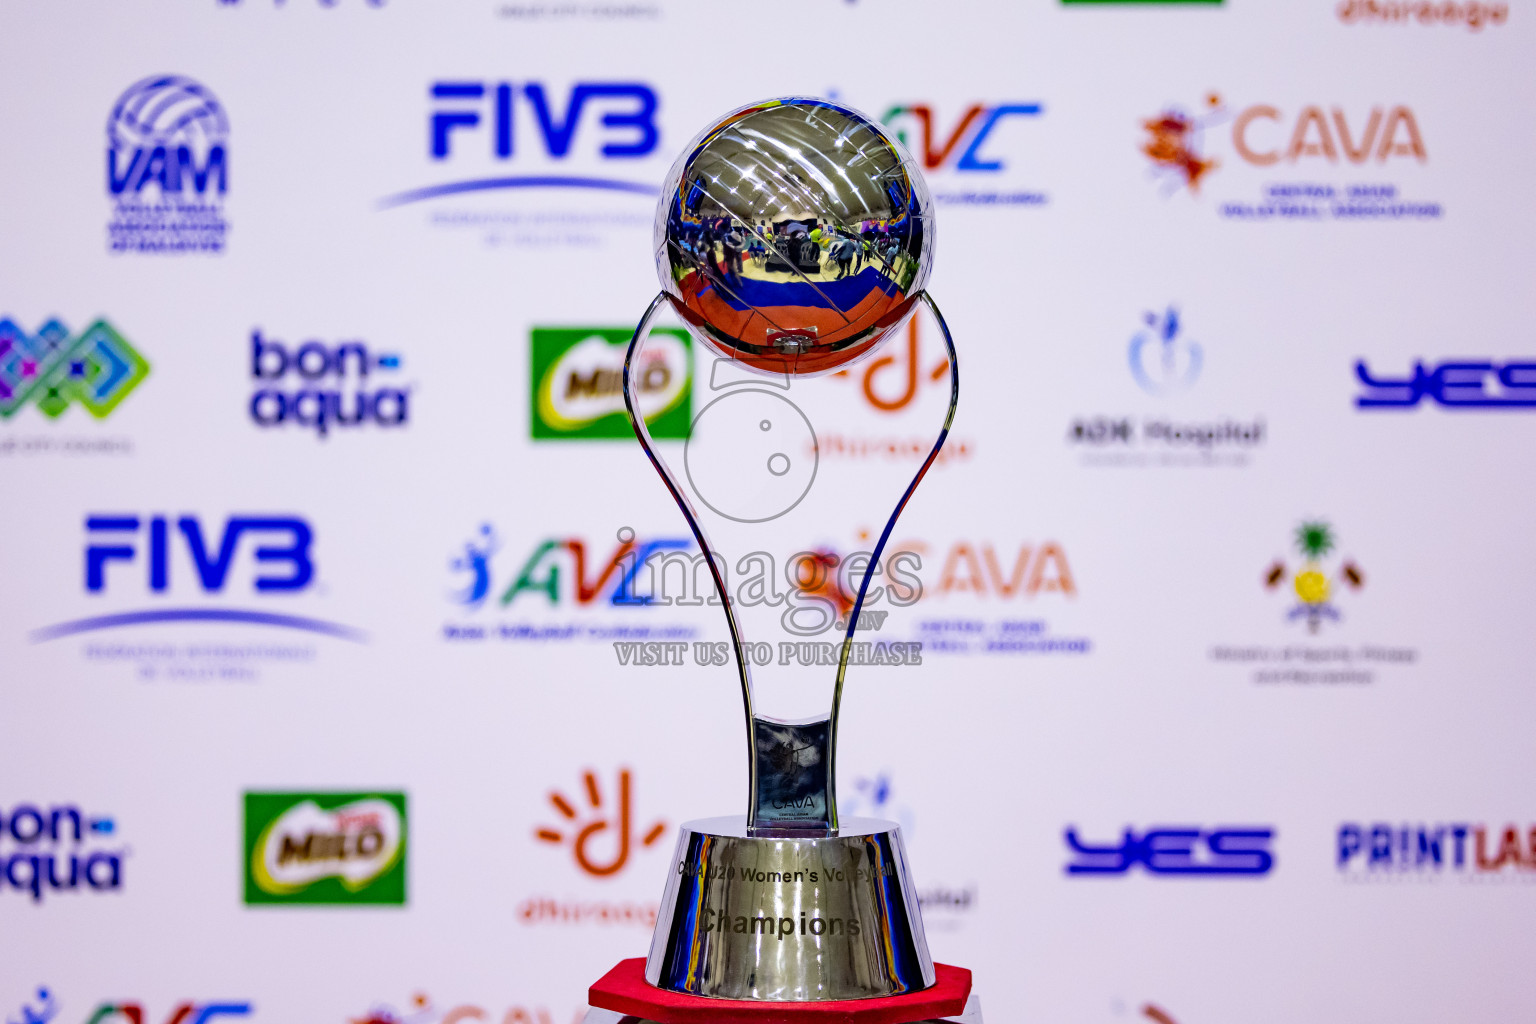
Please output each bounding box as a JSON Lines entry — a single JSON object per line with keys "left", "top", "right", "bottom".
{"left": 827, "top": 291, "right": 960, "bottom": 830}
{"left": 622, "top": 293, "right": 760, "bottom": 824}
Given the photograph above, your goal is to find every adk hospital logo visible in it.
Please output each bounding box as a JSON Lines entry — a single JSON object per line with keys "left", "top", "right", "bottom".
{"left": 1140, "top": 93, "right": 1440, "bottom": 220}
{"left": 107, "top": 75, "right": 229, "bottom": 253}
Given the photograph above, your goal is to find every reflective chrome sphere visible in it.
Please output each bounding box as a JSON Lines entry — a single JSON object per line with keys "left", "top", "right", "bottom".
{"left": 656, "top": 98, "right": 934, "bottom": 376}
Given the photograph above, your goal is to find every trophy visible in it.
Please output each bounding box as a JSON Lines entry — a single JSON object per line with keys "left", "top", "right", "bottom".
{"left": 586, "top": 98, "right": 976, "bottom": 1024}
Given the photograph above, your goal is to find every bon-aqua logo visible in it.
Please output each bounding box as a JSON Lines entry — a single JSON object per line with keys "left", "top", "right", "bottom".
{"left": 531, "top": 327, "right": 690, "bottom": 440}
{"left": 243, "top": 791, "right": 406, "bottom": 905}
{"left": 250, "top": 329, "right": 410, "bottom": 437}
{"left": 1140, "top": 93, "right": 1440, "bottom": 220}
{"left": 0, "top": 318, "right": 149, "bottom": 421}
{"left": 0, "top": 802, "right": 125, "bottom": 903}
{"left": 107, "top": 75, "right": 229, "bottom": 254}
{"left": 1263, "top": 521, "right": 1364, "bottom": 633}
{"left": 879, "top": 100, "right": 1046, "bottom": 206}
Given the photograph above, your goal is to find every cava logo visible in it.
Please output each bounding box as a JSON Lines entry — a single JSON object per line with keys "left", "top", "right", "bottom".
{"left": 244, "top": 791, "right": 406, "bottom": 905}
{"left": 531, "top": 327, "right": 691, "bottom": 440}
{"left": 0, "top": 318, "right": 149, "bottom": 420}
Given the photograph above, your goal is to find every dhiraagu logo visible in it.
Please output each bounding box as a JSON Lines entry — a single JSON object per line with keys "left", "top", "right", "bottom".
{"left": 243, "top": 791, "right": 406, "bottom": 905}
{"left": 531, "top": 327, "right": 691, "bottom": 440}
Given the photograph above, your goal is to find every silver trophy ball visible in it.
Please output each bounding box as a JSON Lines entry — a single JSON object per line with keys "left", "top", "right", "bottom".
{"left": 655, "top": 98, "right": 934, "bottom": 377}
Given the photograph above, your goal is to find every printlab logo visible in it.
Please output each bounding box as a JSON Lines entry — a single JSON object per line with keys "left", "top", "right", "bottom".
{"left": 0, "top": 319, "right": 149, "bottom": 421}
{"left": 85, "top": 1003, "right": 251, "bottom": 1024}
{"left": 1064, "top": 826, "right": 1275, "bottom": 876}
{"left": 1128, "top": 306, "right": 1201, "bottom": 394}
{"left": 881, "top": 101, "right": 1047, "bottom": 206}
{"left": 0, "top": 803, "right": 124, "bottom": 902}
{"left": 244, "top": 791, "right": 406, "bottom": 905}
{"left": 1355, "top": 357, "right": 1536, "bottom": 409}
{"left": 351, "top": 994, "right": 581, "bottom": 1024}
{"left": 377, "top": 79, "right": 662, "bottom": 226}
{"left": 531, "top": 327, "right": 691, "bottom": 440}
{"left": 1263, "top": 521, "right": 1364, "bottom": 633}
{"left": 106, "top": 75, "right": 229, "bottom": 254}
{"left": 249, "top": 329, "right": 410, "bottom": 437}
{"left": 1141, "top": 93, "right": 1439, "bottom": 220}
{"left": 1337, "top": 1, "right": 1507, "bottom": 29}
{"left": 1337, "top": 821, "right": 1536, "bottom": 881}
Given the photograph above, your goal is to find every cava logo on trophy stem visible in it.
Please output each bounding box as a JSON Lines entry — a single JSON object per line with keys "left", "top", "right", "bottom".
{"left": 0, "top": 803, "right": 124, "bottom": 902}
{"left": 1065, "top": 826, "right": 1275, "bottom": 876}
{"left": 351, "top": 993, "right": 583, "bottom": 1024}
{"left": 531, "top": 327, "right": 691, "bottom": 440}
{"left": 0, "top": 318, "right": 149, "bottom": 421}
{"left": 378, "top": 79, "right": 661, "bottom": 209}
{"left": 1264, "top": 521, "right": 1364, "bottom": 633}
{"left": 244, "top": 791, "right": 406, "bottom": 905}
{"left": 880, "top": 101, "right": 1046, "bottom": 206}
{"left": 1355, "top": 357, "right": 1536, "bottom": 408}
{"left": 1337, "top": 821, "right": 1536, "bottom": 879}
{"left": 250, "top": 329, "right": 409, "bottom": 437}
{"left": 521, "top": 769, "right": 663, "bottom": 928}
{"left": 85, "top": 1003, "right": 251, "bottom": 1024}
{"left": 107, "top": 75, "right": 229, "bottom": 253}
{"left": 1142, "top": 93, "right": 1439, "bottom": 220}
{"left": 29, "top": 513, "right": 366, "bottom": 646}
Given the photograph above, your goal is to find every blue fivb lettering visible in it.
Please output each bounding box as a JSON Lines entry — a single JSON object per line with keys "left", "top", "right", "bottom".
{"left": 429, "top": 80, "right": 659, "bottom": 160}
{"left": 85, "top": 515, "right": 314, "bottom": 593}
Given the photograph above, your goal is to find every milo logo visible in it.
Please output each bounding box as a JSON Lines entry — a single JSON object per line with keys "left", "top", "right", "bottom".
{"left": 531, "top": 327, "right": 692, "bottom": 440}
{"left": 243, "top": 791, "right": 406, "bottom": 905}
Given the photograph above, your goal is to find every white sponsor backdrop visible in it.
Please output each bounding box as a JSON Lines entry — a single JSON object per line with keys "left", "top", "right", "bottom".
{"left": 1, "top": 2, "right": 1534, "bottom": 1023}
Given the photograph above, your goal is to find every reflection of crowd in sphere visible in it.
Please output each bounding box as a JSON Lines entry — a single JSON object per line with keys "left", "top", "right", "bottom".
{"left": 677, "top": 215, "right": 909, "bottom": 289}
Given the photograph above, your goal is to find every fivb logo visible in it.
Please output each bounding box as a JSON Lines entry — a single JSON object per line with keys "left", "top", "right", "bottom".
{"left": 106, "top": 75, "right": 230, "bottom": 253}
{"left": 30, "top": 513, "right": 363, "bottom": 643}
{"left": 379, "top": 80, "right": 661, "bottom": 208}
{"left": 0, "top": 318, "right": 149, "bottom": 420}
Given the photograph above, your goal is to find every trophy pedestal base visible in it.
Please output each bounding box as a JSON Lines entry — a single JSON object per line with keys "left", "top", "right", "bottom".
{"left": 587, "top": 958, "right": 975, "bottom": 1024}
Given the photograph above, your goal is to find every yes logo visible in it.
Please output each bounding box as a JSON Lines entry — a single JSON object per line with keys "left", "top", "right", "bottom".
{"left": 881, "top": 103, "right": 1043, "bottom": 172}
{"left": 86, "top": 1004, "right": 250, "bottom": 1024}
{"left": 531, "top": 327, "right": 691, "bottom": 440}
{"left": 244, "top": 792, "right": 406, "bottom": 905}
{"left": 1065, "top": 826, "right": 1275, "bottom": 876}
{"left": 535, "top": 769, "right": 665, "bottom": 877}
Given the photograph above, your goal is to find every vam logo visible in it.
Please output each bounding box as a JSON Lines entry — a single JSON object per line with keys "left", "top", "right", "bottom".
{"left": 106, "top": 75, "right": 229, "bottom": 253}
{"left": 244, "top": 791, "right": 406, "bottom": 905}
{"left": 531, "top": 327, "right": 691, "bottom": 440}
{"left": 881, "top": 101, "right": 1046, "bottom": 206}
{"left": 378, "top": 79, "right": 661, "bottom": 209}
